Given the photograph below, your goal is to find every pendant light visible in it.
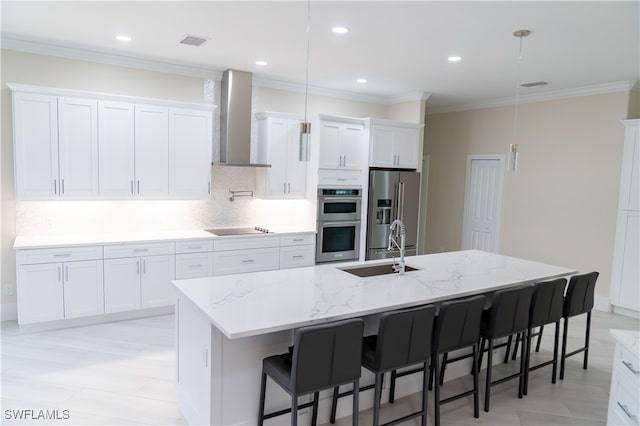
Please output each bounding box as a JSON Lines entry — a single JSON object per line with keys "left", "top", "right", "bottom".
{"left": 299, "top": 0, "right": 311, "bottom": 162}
{"left": 509, "top": 29, "right": 531, "bottom": 173}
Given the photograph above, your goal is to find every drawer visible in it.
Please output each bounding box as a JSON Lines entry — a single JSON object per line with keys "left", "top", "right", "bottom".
{"left": 318, "top": 169, "right": 362, "bottom": 187}
{"left": 213, "top": 247, "right": 279, "bottom": 276}
{"left": 213, "top": 235, "right": 279, "bottom": 252}
{"left": 176, "top": 239, "right": 214, "bottom": 254}
{"left": 176, "top": 252, "right": 214, "bottom": 279}
{"left": 280, "top": 233, "right": 315, "bottom": 247}
{"left": 104, "top": 241, "right": 175, "bottom": 259}
{"left": 609, "top": 376, "right": 639, "bottom": 425}
{"left": 16, "top": 245, "right": 103, "bottom": 265}
{"left": 617, "top": 345, "right": 640, "bottom": 386}
{"left": 280, "top": 245, "right": 315, "bottom": 269}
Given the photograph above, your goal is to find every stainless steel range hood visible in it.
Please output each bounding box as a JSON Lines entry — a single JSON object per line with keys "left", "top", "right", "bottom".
{"left": 216, "top": 69, "right": 270, "bottom": 167}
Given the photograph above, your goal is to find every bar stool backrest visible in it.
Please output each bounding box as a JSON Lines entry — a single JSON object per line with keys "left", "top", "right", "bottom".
{"left": 291, "top": 318, "right": 364, "bottom": 395}
{"left": 484, "top": 285, "right": 534, "bottom": 339}
{"left": 374, "top": 304, "right": 437, "bottom": 371}
{"left": 563, "top": 272, "right": 599, "bottom": 318}
{"left": 433, "top": 295, "right": 486, "bottom": 354}
{"left": 530, "top": 278, "right": 567, "bottom": 327}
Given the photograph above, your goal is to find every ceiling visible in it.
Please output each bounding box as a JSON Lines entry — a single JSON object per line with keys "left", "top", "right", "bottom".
{"left": 1, "top": 1, "right": 639, "bottom": 110}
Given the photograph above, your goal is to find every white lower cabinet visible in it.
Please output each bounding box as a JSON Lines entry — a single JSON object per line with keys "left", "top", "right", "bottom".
{"left": 279, "top": 233, "right": 315, "bottom": 269}
{"left": 608, "top": 332, "right": 640, "bottom": 425}
{"left": 176, "top": 252, "right": 214, "bottom": 279}
{"left": 16, "top": 246, "right": 104, "bottom": 325}
{"left": 103, "top": 242, "right": 175, "bottom": 313}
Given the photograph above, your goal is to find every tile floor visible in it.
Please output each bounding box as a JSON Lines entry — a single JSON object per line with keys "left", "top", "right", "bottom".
{"left": 1, "top": 310, "right": 638, "bottom": 425}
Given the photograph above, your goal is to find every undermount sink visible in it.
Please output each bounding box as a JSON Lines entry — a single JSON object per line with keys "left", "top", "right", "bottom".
{"left": 340, "top": 263, "right": 419, "bottom": 278}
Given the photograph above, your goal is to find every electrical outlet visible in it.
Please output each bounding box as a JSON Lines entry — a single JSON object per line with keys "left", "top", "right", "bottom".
{"left": 4, "top": 284, "right": 14, "bottom": 295}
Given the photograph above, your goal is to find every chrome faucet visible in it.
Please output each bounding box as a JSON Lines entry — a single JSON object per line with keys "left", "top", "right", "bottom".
{"left": 388, "top": 219, "right": 406, "bottom": 274}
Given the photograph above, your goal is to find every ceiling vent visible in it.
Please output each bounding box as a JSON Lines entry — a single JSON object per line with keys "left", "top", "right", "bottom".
{"left": 520, "top": 81, "right": 549, "bottom": 88}
{"left": 179, "top": 35, "right": 209, "bottom": 47}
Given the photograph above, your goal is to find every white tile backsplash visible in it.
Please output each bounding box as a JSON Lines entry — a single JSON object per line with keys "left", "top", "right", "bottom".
{"left": 16, "top": 167, "right": 315, "bottom": 236}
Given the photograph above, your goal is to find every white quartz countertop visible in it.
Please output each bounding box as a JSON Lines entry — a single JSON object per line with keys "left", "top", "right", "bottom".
{"left": 610, "top": 329, "right": 640, "bottom": 357}
{"left": 13, "top": 228, "right": 315, "bottom": 249}
{"left": 173, "top": 250, "right": 577, "bottom": 339}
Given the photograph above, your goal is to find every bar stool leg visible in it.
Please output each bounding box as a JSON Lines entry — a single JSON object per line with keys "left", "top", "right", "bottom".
{"left": 389, "top": 370, "right": 397, "bottom": 403}
{"left": 472, "top": 343, "right": 479, "bottom": 418}
{"left": 484, "top": 338, "right": 494, "bottom": 412}
{"left": 518, "top": 329, "right": 527, "bottom": 398}
{"left": 433, "top": 353, "right": 441, "bottom": 426}
{"left": 439, "top": 353, "right": 448, "bottom": 385}
{"left": 503, "top": 335, "right": 513, "bottom": 363}
{"left": 311, "top": 392, "right": 319, "bottom": 426}
{"left": 291, "top": 395, "right": 298, "bottom": 426}
{"left": 373, "top": 372, "right": 383, "bottom": 426}
{"left": 536, "top": 325, "right": 545, "bottom": 352}
{"left": 477, "top": 338, "right": 486, "bottom": 372}
{"left": 329, "top": 386, "right": 339, "bottom": 423}
{"left": 583, "top": 311, "right": 592, "bottom": 370}
{"left": 421, "top": 361, "right": 428, "bottom": 426}
{"left": 560, "top": 317, "right": 569, "bottom": 380}
{"left": 258, "top": 371, "right": 267, "bottom": 426}
{"left": 552, "top": 321, "right": 560, "bottom": 383}
{"left": 512, "top": 332, "right": 520, "bottom": 361}
{"left": 524, "top": 327, "right": 532, "bottom": 396}
{"left": 352, "top": 379, "right": 359, "bottom": 426}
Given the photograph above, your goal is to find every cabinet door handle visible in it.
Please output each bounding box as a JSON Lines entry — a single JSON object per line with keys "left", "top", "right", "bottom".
{"left": 131, "top": 180, "right": 134, "bottom": 195}
{"left": 188, "top": 264, "right": 203, "bottom": 270}
{"left": 65, "top": 266, "right": 69, "bottom": 282}
{"left": 137, "top": 180, "right": 140, "bottom": 195}
{"left": 242, "top": 259, "right": 255, "bottom": 264}
{"left": 292, "top": 255, "right": 304, "bottom": 259}
{"left": 622, "top": 360, "right": 640, "bottom": 375}
{"left": 133, "top": 248, "right": 149, "bottom": 252}
{"left": 617, "top": 402, "right": 638, "bottom": 423}
{"left": 61, "top": 179, "right": 65, "bottom": 194}
{"left": 288, "top": 182, "right": 291, "bottom": 194}
{"left": 187, "top": 245, "right": 203, "bottom": 250}
{"left": 53, "top": 253, "right": 71, "bottom": 258}
{"left": 208, "top": 182, "right": 211, "bottom": 195}
{"left": 337, "top": 178, "right": 347, "bottom": 182}
{"left": 137, "top": 260, "right": 140, "bottom": 275}
{"left": 283, "top": 183, "right": 287, "bottom": 194}
{"left": 143, "top": 259, "right": 146, "bottom": 274}
{"left": 54, "top": 179, "right": 58, "bottom": 195}
{"left": 293, "top": 238, "right": 304, "bottom": 242}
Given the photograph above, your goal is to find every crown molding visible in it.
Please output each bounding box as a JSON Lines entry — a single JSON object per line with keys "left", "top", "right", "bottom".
{"left": 427, "top": 80, "right": 639, "bottom": 115}
{"left": 386, "top": 91, "right": 431, "bottom": 104}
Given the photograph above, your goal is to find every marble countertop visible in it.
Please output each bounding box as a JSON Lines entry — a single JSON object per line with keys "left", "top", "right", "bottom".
{"left": 14, "top": 227, "right": 316, "bottom": 249}
{"left": 610, "top": 329, "right": 640, "bottom": 358}
{"left": 173, "top": 249, "right": 577, "bottom": 339}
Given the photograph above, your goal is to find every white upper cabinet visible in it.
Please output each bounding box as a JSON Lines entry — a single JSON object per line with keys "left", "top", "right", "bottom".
{"left": 13, "top": 92, "right": 99, "bottom": 199}
{"left": 135, "top": 104, "right": 169, "bottom": 196}
{"left": 99, "top": 102, "right": 169, "bottom": 197}
{"left": 318, "top": 118, "right": 365, "bottom": 170}
{"left": 368, "top": 119, "right": 423, "bottom": 169}
{"left": 169, "top": 108, "right": 213, "bottom": 198}
{"left": 98, "top": 101, "right": 136, "bottom": 196}
{"left": 10, "top": 84, "right": 215, "bottom": 201}
{"left": 57, "top": 97, "right": 99, "bottom": 196}
{"left": 256, "top": 112, "right": 306, "bottom": 198}
{"left": 13, "top": 92, "right": 59, "bottom": 199}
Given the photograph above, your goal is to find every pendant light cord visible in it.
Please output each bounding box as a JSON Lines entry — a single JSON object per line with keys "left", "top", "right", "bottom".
{"left": 304, "top": 0, "right": 310, "bottom": 123}
{"left": 513, "top": 34, "right": 524, "bottom": 140}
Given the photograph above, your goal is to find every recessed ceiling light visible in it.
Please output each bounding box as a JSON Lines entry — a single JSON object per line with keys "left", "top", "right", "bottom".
{"left": 332, "top": 26, "right": 350, "bottom": 34}
{"left": 356, "top": 78, "right": 367, "bottom": 84}
{"left": 116, "top": 35, "right": 131, "bottom": 42}
{"left": 448, "top": 56, "right": 463, "bottom": 62}
{"left": 255, "top": 61, "right": 268, "bottom": 66}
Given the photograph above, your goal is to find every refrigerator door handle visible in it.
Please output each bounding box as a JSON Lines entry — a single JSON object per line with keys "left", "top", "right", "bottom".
{"left": 399, "top": 181, "right": 405, "bottom": 221}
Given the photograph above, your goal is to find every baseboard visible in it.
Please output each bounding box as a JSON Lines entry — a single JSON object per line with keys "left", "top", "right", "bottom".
{"left": 1, "top": 303, "right": 18, "bottom": 322}
{"left": 593, "top": 295, "right": 611, "bottom": 313}
{"left": 612, "top": 305, "right": 640, "bottom": 319}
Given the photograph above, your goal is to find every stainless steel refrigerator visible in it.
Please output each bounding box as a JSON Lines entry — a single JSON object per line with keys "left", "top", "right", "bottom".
{"left": 366, "top": 169, "right": 421, "bottom": 260}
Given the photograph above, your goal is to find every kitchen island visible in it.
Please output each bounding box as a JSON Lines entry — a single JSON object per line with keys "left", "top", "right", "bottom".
{"left": 172, "top": 250, "right": 576, "bottom": 426}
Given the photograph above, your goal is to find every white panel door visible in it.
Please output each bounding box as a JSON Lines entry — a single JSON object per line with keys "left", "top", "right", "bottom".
{"left": 169, "top": 108, "right": 212, "bottom": 198}
{"left": 63, "top": 260, "right": 104, "bottom": 319}
{"left": 462, "top": 157, "right": 504, "bottom": 252}
{"left": 369, "top": 125, "right": 395, "bottom": 168}
{"left": 13, "top": 92, "right": 59, "bottom": 199}
{"left": 286, "top": 119, "right": 307, "bottom": 197}
{"left": 395, "top": 127, "right": 420, "bottom": 169}
{"left": 17, "top": 263, "right": 64, "bottom": 324}
{"left": 616, "top": 211, "right": 639, "bottom": 311}
{"left": 264, "top": 118, "right": 288, "bottom": 196}
{"left": 141, "top": 255, "right": 175, "bottom": 308}
{"left": 319, "top": 122, "right": 341, "bottom": 169}
{"left": 98, "top": 101, "right": 135, "bottom": 196}
{"left": 135, "top": 104, "right": 169, "bottom": 196}
{"left": 340, "top": 123, "right": 364, "bottom": 170}
{"left": 104, "top": 257, "right": 141, "bottom": 313}
{"left": 58, "top": 97, "right": 99, "bottom": 196}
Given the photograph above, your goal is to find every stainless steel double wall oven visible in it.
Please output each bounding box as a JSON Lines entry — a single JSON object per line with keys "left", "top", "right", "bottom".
{"left": 316, "top": 188, "right": 361, "bottom": 263}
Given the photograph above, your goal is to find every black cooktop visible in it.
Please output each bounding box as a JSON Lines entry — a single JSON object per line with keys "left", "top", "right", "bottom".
{"left": 205, "top": 227, "right": 270, "bottom": 236}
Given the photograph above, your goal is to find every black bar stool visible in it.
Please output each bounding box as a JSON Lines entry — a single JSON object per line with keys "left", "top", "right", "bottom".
{"left": 329, "top": 304, "right": 436, "bottom": 426}
{"left": 258, "top": 318, "right": 364, "bottom": 426}
{"left": 523, "top": 277, "right": 567, "bottom": 394}
{"left": 560, "top": 271, "right": 599, "bottom": 380}
{"left": 431, "top": 295, "right": 486, "bottom": 426}
{"left": 478, "top": 284, "right": 533, "bottom": 412}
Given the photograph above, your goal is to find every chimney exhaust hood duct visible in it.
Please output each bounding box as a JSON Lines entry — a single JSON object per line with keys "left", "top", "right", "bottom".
{"left": 217, "top": 69, "right": 270, "bottom": 167}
